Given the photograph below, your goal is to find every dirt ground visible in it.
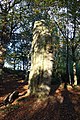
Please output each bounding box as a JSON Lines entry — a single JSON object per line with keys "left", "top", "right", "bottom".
{"left": 0, "top": 72, "right": 80, "bottom": 120}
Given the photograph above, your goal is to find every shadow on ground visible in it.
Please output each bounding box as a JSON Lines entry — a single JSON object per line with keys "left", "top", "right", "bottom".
{"left": 0, "top": 72, "right": 27, "bottom": 97}
{"left": 1, "top": 84, "right": 80, "bottom": 120}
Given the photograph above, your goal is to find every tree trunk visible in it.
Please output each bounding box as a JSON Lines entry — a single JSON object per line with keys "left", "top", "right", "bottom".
{"left": 0, "top": 44, "right": 6, "bottom": 76}
{"left": 73, "top": 62, "right": 77, "bottom": 85}
{"left": 28, "top": 20, "right": 53, "bottom": 98}
{"left": 13, "top": 59, "right": 16, "bottom": 70}
{"left": 64, "top": 37, "right": 69, "bottom": 88}
{"left": 72, "top": 47, "right": 77, "bottom": 85}
{"left": 23, "top": 57, "right": 25, "bottom": 70}
{"left": 0, "top": 12, "right": 9, "bottom": 75}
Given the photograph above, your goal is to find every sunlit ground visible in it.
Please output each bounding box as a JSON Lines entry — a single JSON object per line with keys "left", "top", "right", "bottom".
{"left": 0, "top": 77, "right": 80, "bottom": 120}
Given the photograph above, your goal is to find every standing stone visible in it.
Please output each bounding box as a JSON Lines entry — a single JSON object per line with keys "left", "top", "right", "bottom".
{"left": 28, "top": 20, "right": 53, "bottom": 98}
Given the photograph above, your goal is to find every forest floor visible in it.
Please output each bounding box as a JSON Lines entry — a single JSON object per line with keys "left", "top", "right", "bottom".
{"left": 0, "top": 71, "right": 80, "bottom": 120}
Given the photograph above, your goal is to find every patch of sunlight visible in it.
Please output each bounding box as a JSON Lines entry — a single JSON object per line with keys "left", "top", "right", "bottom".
{"left": 59, "top": 83, "right": 65, "bottom": 89}
{"left": 0, "top": 51, "right": 3, "bottom": 55}
{"left": 23, "top": 85, "right": 28, "bottom": 90}
{"left": 39, "top": 84, "right": 50, "bottom": 91}
{"left": 55, "top": 87, "right": 64, "bottom": 104}
{"left": 0, "top": 96, "right": 5, "bottom": 102}
{"left": 57, "top": 95, "right": 64, "bottom": 103}
{"left": 34, "top": 20, "right": 45, "bottom": 29}
{"left": 18, "top": 80, "right": 24, "bottom": 83}
{"left": 55, "top": 89, "right": 60, "bottom": 94}
{"left": 67, "top": 85, "right": 73, "bottom": 90}
{"left": 0, "top": 58, "right": 3, "bottom": 63}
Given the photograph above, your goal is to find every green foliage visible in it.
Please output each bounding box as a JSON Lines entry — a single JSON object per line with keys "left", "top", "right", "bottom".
{"left": 0, "top": 0, "right": 80, "bottom": 84}
{"left": 6, "top": 34, "right": 31, "bottom": 70}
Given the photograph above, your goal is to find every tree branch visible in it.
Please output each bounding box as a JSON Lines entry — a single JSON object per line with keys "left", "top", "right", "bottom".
{"left": 0, "top": 2, "right": 3, "bottom": 11}
{"left": 8, "top": 0, "right": 22, "bottom": 12}
{"left": 53, "top": 19, "right": 67, "bottom": 40}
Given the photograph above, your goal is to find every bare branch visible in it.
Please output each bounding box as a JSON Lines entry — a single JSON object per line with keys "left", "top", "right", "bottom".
{"left": 0, "top": 2, "right": 3, "bottom": 11}
{"left": 53, "top": 19, "right": 67, "bottom": 40}
{"left": 8, "top": 0, "right": 22, "bottom": 12}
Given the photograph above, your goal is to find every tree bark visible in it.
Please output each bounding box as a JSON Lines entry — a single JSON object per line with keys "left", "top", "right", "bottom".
{"left": 66, "top": 38, "right": 69, "bottom": 82}
{"left": 73, "top": 62, "right": 77, "bottom": 85}
{"left": 28, "top": 20, "right": 53, "bottom": 98}
{"left": 0, "top": 44, "right": 6, "bottom": 76}
{"left": 72, "top": 47, "right": 77, "bottom": 85}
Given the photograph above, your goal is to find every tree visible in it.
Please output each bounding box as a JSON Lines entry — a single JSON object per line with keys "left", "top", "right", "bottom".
{"left": 47, "top": 0, "right": 80, "bottom": 86}
{"left": 6, "top": 33, "right": 31, "bottom": 70}
{"left": 68, "top": 0, "right": 80, "bottom": 85}
{"left": 0, "top": 0, "right": 22, "bottom": 75}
